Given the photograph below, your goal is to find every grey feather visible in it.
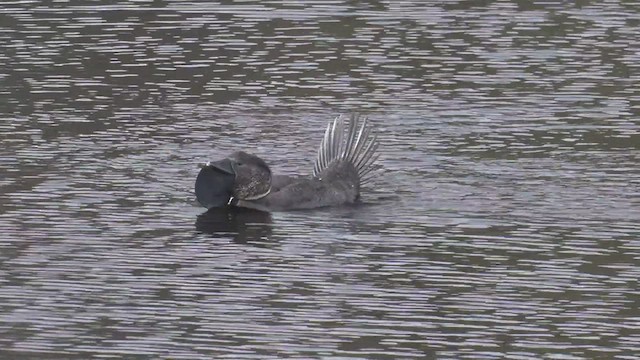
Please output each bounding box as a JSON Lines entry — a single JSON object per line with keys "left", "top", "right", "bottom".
{"left": 312, "top": 113, "right": 379, "bottom": 187}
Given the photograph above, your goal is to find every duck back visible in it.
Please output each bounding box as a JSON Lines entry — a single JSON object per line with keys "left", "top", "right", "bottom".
{"left": 236, "top": 160, "right": 359, "bottom": 211}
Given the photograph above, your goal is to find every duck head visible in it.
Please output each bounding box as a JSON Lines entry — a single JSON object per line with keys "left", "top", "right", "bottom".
{"left": 195, "top": 151, "right": 272, "bottom": 209}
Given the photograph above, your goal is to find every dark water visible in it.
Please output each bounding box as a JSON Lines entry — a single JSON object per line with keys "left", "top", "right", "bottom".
{"left": 1, "top": 1, "right": 639, "bottom": 359}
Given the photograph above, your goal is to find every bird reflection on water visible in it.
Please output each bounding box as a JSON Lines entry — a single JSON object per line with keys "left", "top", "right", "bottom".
{"left": 195, "top": 207, "right": 274, "bottom": 245}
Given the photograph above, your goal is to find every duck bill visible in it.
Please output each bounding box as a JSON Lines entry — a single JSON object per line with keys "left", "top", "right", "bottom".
{"left": 195, "top": 158, "right": 236, "bottom": 209}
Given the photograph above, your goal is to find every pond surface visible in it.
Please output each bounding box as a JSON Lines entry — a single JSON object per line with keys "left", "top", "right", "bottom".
{"left": 1, "top": 1, "right": 639, "bottom": 359}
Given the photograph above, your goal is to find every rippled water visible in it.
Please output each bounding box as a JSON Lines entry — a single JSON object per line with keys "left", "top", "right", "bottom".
{"left": 1, "top": 1, "right": 639, "bottom": 359}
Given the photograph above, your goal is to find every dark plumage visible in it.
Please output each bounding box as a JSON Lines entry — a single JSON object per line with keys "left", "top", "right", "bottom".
{"left": 195, "top": 114, "right": 379, "bottom": 212}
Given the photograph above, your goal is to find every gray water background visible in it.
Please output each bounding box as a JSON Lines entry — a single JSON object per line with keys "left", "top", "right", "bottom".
{"left": 1, "top": 1, "right": 639, "bottom": 359}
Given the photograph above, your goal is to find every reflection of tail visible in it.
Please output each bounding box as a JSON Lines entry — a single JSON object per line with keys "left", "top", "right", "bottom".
{"left": 313, "top": 113, "right": 379, "bottom": 186}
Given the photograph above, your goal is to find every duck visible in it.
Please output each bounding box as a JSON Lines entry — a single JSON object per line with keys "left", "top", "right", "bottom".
{"left": 195, "top": 113, "right": 379, "bottom": 212}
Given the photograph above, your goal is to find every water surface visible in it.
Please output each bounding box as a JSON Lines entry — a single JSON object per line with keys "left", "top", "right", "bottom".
{"left": 1, "top": 1, "right": 639, "bottom": 359}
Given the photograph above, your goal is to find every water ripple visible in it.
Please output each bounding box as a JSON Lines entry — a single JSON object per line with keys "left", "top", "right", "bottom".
{"left": 1, "top": 1, "right": 638, "bottom": 359}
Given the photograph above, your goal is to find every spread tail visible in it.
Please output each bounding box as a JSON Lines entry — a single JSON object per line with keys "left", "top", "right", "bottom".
{"left": 313, "top": 113, "right": 379, "bottom": 185}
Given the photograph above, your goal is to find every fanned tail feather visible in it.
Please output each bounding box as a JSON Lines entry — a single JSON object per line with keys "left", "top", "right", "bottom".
{"left": 313, "top": 114, "right": 379, "bottom": 185}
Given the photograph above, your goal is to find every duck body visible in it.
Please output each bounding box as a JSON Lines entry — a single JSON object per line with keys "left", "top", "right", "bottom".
{"left": 195, "top": 114, "right": 378, "bottom": 212}
{"left": 235, "top": 160, "right": 359, "bottom": 212}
